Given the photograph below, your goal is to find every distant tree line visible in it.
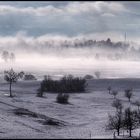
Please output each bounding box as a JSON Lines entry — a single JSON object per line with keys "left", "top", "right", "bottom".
{"left": 42, "top": 38, "right": 129, "bottom": 49}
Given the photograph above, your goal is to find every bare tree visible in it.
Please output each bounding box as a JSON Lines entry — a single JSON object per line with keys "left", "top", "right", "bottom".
{"left": 134, "top": 110, "right": 140, "bottom": 126}
{"left": 2, "top": 51, "right": 9, "bottom": 62}
{"left": 123, "top": 108, "right": 139, "bottom": 137}
{"left": 111, "top": 90, "right": 118, "bottom": 99}
{"left": 4, "top": 68, "right": 19, "bottom": 97}
{"left": 36, "top": 81, "right": 45, "bottom": 97}
{"left": 107, "top": 86, "right": 112, "bottom": 94}
{"left": 112, "top": 99, "right": 123, "bottom": 112}
{"left": 9, "top": 52, "right": 15, "bottom": 62}
{"left": 124, "top": 89, "right": 133, "bottom": 102}
{"left": 106, "top": 111, "right": 123, "bottom": 136}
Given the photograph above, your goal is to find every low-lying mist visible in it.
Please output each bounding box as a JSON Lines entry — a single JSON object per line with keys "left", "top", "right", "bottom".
{"left": 1, "top": 53, "right": 140, "bottom": 80}
{"left": 0, "top": 34, "right": 140, "bottom": 79}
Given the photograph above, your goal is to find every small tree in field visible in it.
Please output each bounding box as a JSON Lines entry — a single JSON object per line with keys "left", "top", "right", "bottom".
{"left": 4, "top": 68, "right": 19, "bottom": 97}
{"left": 112, "top": 99, "right": 123, "bottom": 113}
{"left": 124, "top": 89, "right": 133, "bottom": 102}
{"left": 111, "top": 90, "right": 118, "bottom": 99}
{"left": 36, "top": 81, "right": 45, "bottom": 97}
{"left": 107, "top": 86, "right": 112, "bottom": 94}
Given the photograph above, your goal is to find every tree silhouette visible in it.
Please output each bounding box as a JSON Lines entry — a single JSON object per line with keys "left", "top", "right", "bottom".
{"left": 106, "top": 111, "right": 123, "bottom": 136}
{"left": 133, "top": 100, "right": 140, "bottom": 111}
{"left": 107, "top": 86, "right": 112, "bottom": 94}
{"left": 124, "top": 89, "right": 133, "bottom": 102}
{"left": 112, "top": 99, "right": 123, "bottom": 112}
{"left": 111, "top": 90, "right": 118, "bottom": 99}
{"left": 9, "top": 52, "right": 15, "bottom": 62}
{"left": 2, "top": 51, "right": 9, "bottom": 62}
{"left": 123, "top": 108, "right": 139, "bottom": 137}
{"left": 36, "top": 81, "right": 45, "bottom": 97}
{"left": 4, "top": 68, "right": 19, "bottom": 97}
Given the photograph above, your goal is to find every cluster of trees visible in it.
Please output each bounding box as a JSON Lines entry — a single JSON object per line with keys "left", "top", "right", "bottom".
{"left": 4, "top": 68, "right": 79, "bottom": 105}
{"left": 42, "top": 38, "right": 129, "bottom": 49}
{"left": 1, "top": 51, "right": 15, "bottom": 62}
{"left": 36, "top": 80, "right": 70, "bottom": 104}
{"left": 106, "top": 105, "right": 140, "bottom": 138}
{"left": 35, "top": 37, "right": 137, "bottom": 61}
{"left": 36, "top": 74, "right": 87, "bottom": 105}
{"left": 107, "top": 86, "right": 133, "bottom": 102}
{"left": 24, "top": 74, "right": 37, "bottom": 80}
{"left": 106, "top": 86, "right": 140, "bottom": 138}
{"left": 37, "top": 75, "right": 87, "bottom": 94}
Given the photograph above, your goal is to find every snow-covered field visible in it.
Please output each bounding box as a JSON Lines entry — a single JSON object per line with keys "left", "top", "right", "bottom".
{"left": 0, "top": 79, "right": 140, "bottom": 138}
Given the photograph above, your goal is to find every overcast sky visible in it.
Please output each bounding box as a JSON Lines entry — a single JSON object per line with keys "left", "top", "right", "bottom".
{"left": 0, "top": 1, "right": 139, "bottom": 42}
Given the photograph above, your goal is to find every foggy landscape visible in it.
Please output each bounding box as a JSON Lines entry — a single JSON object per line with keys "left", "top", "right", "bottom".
{"left": 1, "top": 34, "right": 140, "bottom": 79}
{"left": 0, "top": 1, "right": 140, "bottom": 139}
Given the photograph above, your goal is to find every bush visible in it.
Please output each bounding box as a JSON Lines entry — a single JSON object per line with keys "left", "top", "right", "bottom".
{"left": 84, "top": 74, "right": 94, "bottom": 80}
{"left": 56, "top": 93, "right": 69, "bottom": 104}
{"left": 18, "top": 71, "right": 25, "bottom": 79}
{"left": 111, "top": 90, "right": 118, "bottom": 99}
{"left": 41, "top": 75, "right": 86, "bottom": 93}
{"left": 24, "top": 74, "right": 37, "bottom": 80}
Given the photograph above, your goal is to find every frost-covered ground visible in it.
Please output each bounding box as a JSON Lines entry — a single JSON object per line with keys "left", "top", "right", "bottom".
{"left": 0, "top": 79, "right": 140, "bottom": 138}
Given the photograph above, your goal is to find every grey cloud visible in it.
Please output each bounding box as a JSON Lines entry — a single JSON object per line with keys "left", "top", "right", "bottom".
{"left": 0, "top": 1, "right": 138, "bottom": 41}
